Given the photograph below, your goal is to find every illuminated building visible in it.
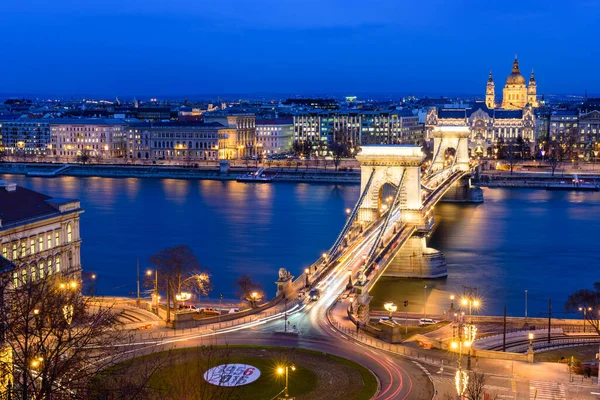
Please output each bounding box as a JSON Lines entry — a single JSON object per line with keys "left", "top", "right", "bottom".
{"left": 50, "top": 119, "right": 127, "bottom": 160}
{"left": 0, "top": 120, "right": 51, "bottom": 156}
{"left": 0, "top": 181, "right": 83, "bottom": 287}
{"left": 256, "top": 119, "right": 294, "bottom": 154}
{"left": 203, "top": 112, "right": 256, "bottom": 160}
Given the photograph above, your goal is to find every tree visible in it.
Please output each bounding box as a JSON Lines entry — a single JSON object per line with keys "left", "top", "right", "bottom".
{"left": 234, "top": 275, "right": 265, "bottom": 308}
{"left": 77, "top": 149, "right": 92, "bottom": 165}
{"left": 565, "top": 282, "right": 600, "bottom": 335}
{"left": 148, "top": 246, "right": 212, "bottom": 314}
{"left": 329, "top": 141, "right": 351, "bottom": 171}
{"left": 0, "top": 275, "right": 127, "bottom": 399}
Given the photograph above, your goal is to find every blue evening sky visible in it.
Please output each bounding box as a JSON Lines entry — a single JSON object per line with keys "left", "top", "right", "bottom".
{"left": 1, "top": 0, "right": 599, "bottom": 97}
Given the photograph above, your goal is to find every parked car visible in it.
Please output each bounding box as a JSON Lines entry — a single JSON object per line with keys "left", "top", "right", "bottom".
{"left": 378, "top": 317, "right": 397, "bottom": 324}
{"left": 228, "top": 308, "right": 240, "bottom": 314}
{"left": 201, "top": 308, "right": 220, "bottom": 316}
{"left": 419, "top": 318, "right": 437, "bottom": 326}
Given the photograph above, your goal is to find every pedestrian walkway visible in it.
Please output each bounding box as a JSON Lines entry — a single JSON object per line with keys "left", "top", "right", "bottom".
{"left": 529, "top": 380, "right": 566, "bottom": 400}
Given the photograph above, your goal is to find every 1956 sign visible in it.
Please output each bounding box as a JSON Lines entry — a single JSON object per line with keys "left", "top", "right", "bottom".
{"left": 203, "top": 363, "right": 261, "bottom": 387}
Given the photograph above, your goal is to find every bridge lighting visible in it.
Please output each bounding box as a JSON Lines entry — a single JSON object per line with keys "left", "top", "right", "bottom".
{"left": 345, "top": 208, "right": 351, "bottom": 215}
{"left": 450, "top": 341, "right": 458, "bottom": 349}
{"left": 384, "top": 302, "right": 397, "bottom": 320}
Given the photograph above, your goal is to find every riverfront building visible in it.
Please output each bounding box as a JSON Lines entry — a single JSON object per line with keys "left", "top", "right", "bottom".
{"left": 256, "top": 118, "right": 294, "bottom": 154}
{"left": 0, "top": 181, "right": 83, "bottom": 287}
{"left": 293, "top": 110, "right": 422, "bottom": 151}
{"left": 0, "top": 120, "right": 51, "bottom": 156}
{"left": 125, "top": 121, "right": 222, "bottom": 162}
{"left": 49, "top": 119, "right": 128, "bottom": 161}
{"left": 203, "top": 112, "right": 256, "bottom": 160}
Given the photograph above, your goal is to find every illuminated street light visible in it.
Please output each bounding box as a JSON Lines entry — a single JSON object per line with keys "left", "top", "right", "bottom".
{"left": 384, "top": 302, "right": 397, "bottom": 321}
{"left": 579, "top": 306, "right": 593, "bottom": 333}
{"left": 277, "top": 364, "right": 296, "bottom": 398}
{"left": 304, "top": 268, "right": 310, "bottom": 287}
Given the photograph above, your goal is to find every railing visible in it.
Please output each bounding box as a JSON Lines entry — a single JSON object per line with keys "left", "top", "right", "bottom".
{"left": 328, "top": 168, "right": 376, "bottom": 257}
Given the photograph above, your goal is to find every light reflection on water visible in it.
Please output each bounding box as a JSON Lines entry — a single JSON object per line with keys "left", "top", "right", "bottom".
{"left": 1, "top": 174, "right": 358, "bottom": 299}
{"left": 371, "top": 187, "right": 600, "bottom": 317}
{"left": 3, "top": 174, "right": 599, "bottom": 315}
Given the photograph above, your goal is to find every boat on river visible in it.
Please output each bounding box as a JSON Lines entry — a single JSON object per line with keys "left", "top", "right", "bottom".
{"left": 236, "top": 168, "right": 274, "bottom": 183}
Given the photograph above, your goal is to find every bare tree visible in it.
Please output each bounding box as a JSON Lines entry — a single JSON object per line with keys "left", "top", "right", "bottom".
{"left": 148, "top": 246, "right": 212, "bottom": 312}
{"left": 0, "top": 274, "right": 128, "bottom": 399}
{"left": 234, "top": 275, "right": 265, "bottom": 308}
{"left": 565, "top": 282, "right": 600, "bottom": 335}
{"left": 329, "top": 141, "right": 351, "bottom": 171}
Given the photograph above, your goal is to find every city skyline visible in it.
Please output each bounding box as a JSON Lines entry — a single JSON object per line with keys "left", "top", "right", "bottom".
{"left": 2, "top": 0, "right": 600, "bottom": 97}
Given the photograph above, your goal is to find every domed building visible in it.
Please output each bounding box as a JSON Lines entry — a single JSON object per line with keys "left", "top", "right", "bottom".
{"left": 486, "top": 57, "right": 539, "bottom": 110}
{"left": 425, "top": 58, "right": 539, "bottom": 156}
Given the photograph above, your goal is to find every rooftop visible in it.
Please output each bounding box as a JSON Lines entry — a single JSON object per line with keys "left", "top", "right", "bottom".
{"left": 48, "top": 118, "right": 129, "bottom": 125}
{"left": 0, "top": 182, "right": 79, "bottom": 228}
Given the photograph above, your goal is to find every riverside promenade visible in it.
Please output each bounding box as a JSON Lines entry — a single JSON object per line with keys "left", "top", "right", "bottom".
{"left": 0, "top": 162, "right": 361, "bottom": 184}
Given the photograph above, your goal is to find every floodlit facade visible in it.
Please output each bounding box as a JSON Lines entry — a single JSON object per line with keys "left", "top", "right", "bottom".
{"left": 0, "top": 120, "right": 51, "bottom": 155}
{"left": 203, "top": 112, "right": 256, "bottom": 159}
{"left": 49, "top": 119, "right": 127, "bottom": 160}
{"left": 256, "top": 119, "right": 294, "bottom": 154}
{"left": 0, "top": 181, "right": 83, "bottom": 287}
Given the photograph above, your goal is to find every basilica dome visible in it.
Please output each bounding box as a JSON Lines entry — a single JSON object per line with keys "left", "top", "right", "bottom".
{"left": 506, "top": 58, "right": 525, "bottom": 85}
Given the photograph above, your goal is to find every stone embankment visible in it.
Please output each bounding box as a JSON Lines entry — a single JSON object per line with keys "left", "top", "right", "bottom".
{"left": 0, "top": 162, "right": 360, "bottom": 184}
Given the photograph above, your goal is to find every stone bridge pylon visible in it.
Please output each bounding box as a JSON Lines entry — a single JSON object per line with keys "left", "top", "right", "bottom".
{"left": 354, "top": 145, "right": 424, "bottom": 226}
{"left": 431, "top": 126, "right": 470, "bottom": 172}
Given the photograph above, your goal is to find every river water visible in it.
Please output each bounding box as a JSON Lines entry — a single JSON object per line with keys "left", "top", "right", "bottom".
{"left": 2, "top": 174, "right": 597, "bottom": 317}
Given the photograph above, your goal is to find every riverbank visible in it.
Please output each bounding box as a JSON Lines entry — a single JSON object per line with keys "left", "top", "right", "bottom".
{"left": 0, "top": 162, "right": 360, "bottom": 184}
{"left": 476, "top": 170, "right": 600, "bottom": 189}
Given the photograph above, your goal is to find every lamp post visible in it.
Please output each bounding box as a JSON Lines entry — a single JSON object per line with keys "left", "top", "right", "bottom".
{"left": 276, "top": 364, "right": 296, "bottom": 398}
{"left": 461, "top": 295, "right": 480, "bottom": 370}
{"left": 147, "top": 269, "right": 158, "bottom": 312}
{"left": 136, "top": 258, "right": 141, "bottom": 305}
{"left": 423, "top": 285, "right": 428, "bottom": 318}
{"left": 578, "top": 306, "right": 592, "bottom": 333}
{"left": 251, "top": 291, "right": 258, "bottom": 308}
{"left": 450, "top": 339, "right": 469, "bottom": 397}
{"left": 525, "top": 289, "right": 528, "bottom": 322}
{"left": 349, "top": 297, "right": 354, "bottom": 314}
{"left": 384, "top": 302, "right": 397, "bottom": 322}
{"left": 304, "top": 268, "right": 310, "bottom": 288}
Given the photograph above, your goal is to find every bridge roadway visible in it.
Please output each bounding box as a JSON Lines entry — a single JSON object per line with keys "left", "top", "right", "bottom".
{"left": 115, "top": 167, "right": 473, "bottom": 399}
{"left": 119, "top": 216, "right": 433, "bottom": 399}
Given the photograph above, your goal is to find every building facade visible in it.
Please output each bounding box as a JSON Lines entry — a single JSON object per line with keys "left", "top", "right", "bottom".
{"left": 293, "top": 110, "right": 421, "bottom": 150}
{"left": 0, "top": 181, "right": 83, "bottom": 288}
{"left": 0, "top": 120, "right": 51, "bottom": 156}
{"left": 203, "top": 112, "right": 256, "bottom": 159}
{"left": 255, "top": 119, "right": 293, "bottom": 155}
{"left": 49, "top": 119, "right": 127, "bottom": 160}
{"left": 426, "top": 101, "right": 536, "bottom": 157}
{"left": 125, "top": 122, "right": 221, "bottom": 162}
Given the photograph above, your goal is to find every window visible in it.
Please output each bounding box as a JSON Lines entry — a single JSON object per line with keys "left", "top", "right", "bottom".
{"left": 31, "top": 239, "right": 36, "bottom": 255}
{"left": 2, "top": 246, "right": 6, "bottom": 259}
{"left": 55, "top": 231, "right": 60, "bottom": 247}
{"left": 39, "top": 263, "right": 45, "bottom": 279}
{"left": 21, "top": 269, "right": 26, "bottom": 285}
{"left": 13, "top": 272, "right": 18, "bottom": 288}
{"left": 12, "top": 244, "right": 17, "bottom": 259}
{"left": 67, "top": 224, "right": 72, "bottom": 243}
{"left": 55, "top": 257, "right": 61, "bottom": 273}
{"left": 21, "top": 242, "right": 26, "bottom": 258}
{"left": 39, "top": 237, "right": 43, "bottom": 252}
{"left": 47, "top": 259, "right": 53, "bottom": 275}
{"left": 47, "top": 234, "right": 52, "bottom": 249}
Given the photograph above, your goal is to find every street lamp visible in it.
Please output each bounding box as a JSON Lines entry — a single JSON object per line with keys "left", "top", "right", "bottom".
{"left": 461, "top": 295, "right": 481, "bottom": 370}
{"left": 251, "top": 291, "right": 258, "bottom": 307}
{"left": 423, "top": 285, "right": 428, "bottom": 318}
{"left": 147, "top": 269, "right": 158, "bottom": 312}
{"left": 304, "top": 268, "right": 310, "bottom": 288}
{"left": 277, "top": 364, "right": 296, "bottom": 398}
{"left": 384, "top": 302, "right": 397, "bottom": 322}
{"left": 349, "top": 297, "right": 354, "bottom": 314}
{"left": 578, "top": 306, "right": 592, "bottom": 333}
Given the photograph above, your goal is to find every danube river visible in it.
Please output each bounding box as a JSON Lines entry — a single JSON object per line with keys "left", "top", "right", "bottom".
{"left": 3, "top": 174, "right": 598, "bottom": 317}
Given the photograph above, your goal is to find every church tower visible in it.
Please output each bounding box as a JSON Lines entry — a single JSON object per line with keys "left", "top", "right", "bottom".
{"left": 527, "top": 70, "right": 538, "bottom": 107}
{"left": 485, "top": 71, "right": 495, "bottom": 109}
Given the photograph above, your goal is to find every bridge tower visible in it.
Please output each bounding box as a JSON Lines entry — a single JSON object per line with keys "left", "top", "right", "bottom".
{"left": 355, "top": 145, "right": 424, "bottom": 225}
{"left": 431, "top": 126, "right": 470, "bottom": 172}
